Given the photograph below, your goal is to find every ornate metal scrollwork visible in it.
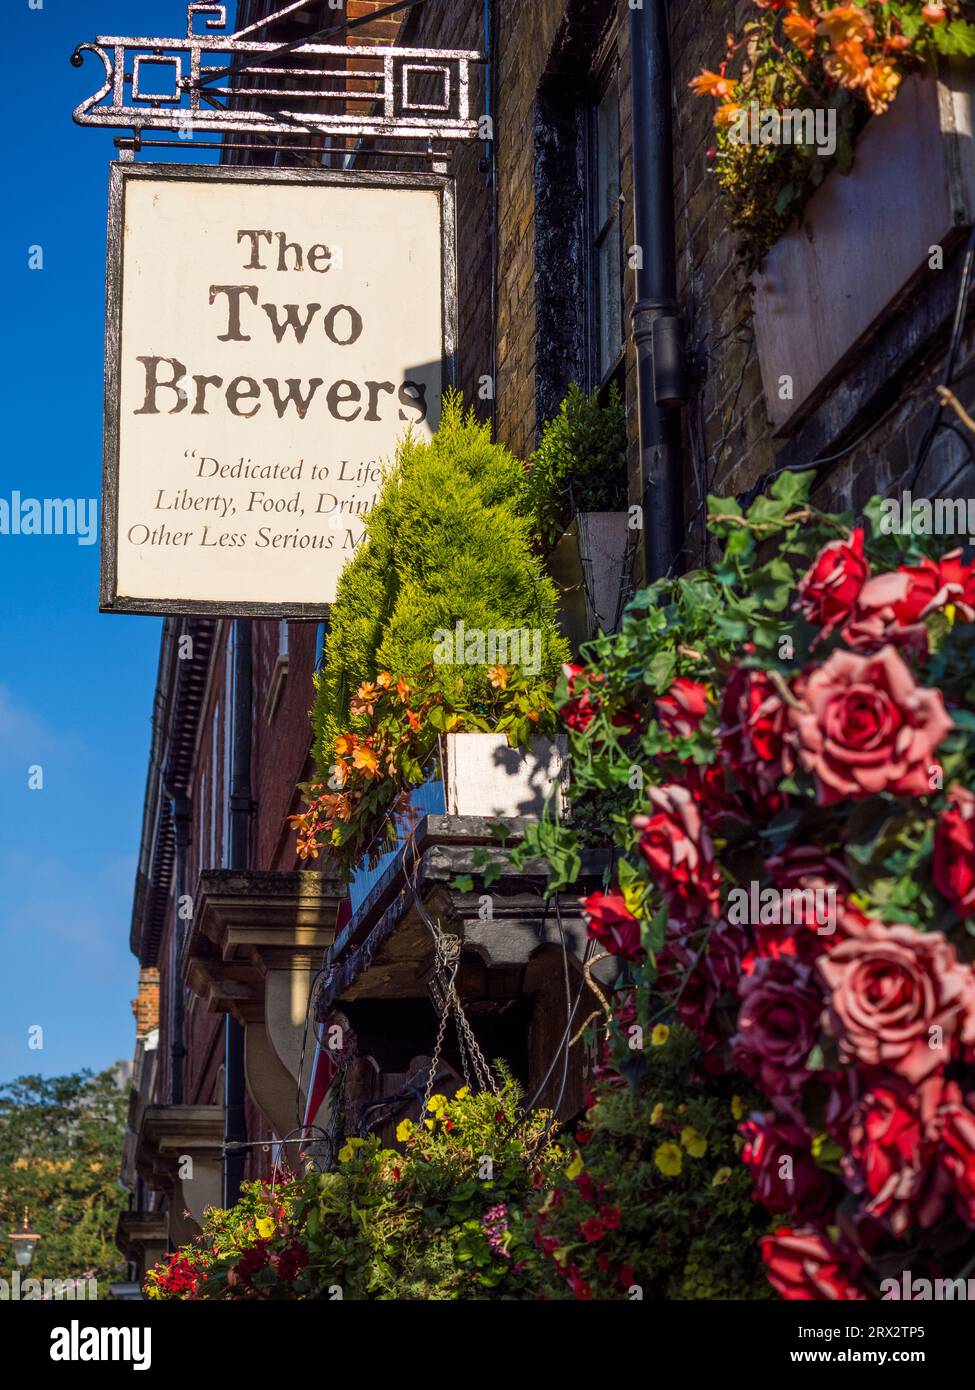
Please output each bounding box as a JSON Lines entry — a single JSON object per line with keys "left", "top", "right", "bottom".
{"left": 71, "top": 1, "right": 481, "bottom": 141}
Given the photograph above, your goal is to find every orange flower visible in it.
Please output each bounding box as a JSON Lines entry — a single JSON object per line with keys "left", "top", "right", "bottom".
{"left": 823, "top": 38, "right": 870, "bottom": 87}
{"left": 714, "top": 101, "right": 742, "bottom": 128}
{"left": 406, "top": 709, "right": 421, "bottom": 732}
{"left": 351, "top": 681, "right": 380, "bottom": 716}
{"left": 783, "top": 13, "right": 817, "bottom": 57}
{"left": 352, "top": 745, "right": 380, "bottom": 776}
{"left": 817, "top": 6, "right": 872, "bottom": 48}
{"left": 396, "top": 677, "right": 411, "bottom": 702}
{"left": 376, "top": 671, "right": 393, "bottom": 689}
{"left": 689, "top": 68, "right": 732, "bottom": 99}
{"left": 488, "top": 664, "right": 509, "bottom": 689}
{"left": 335, "top": 734, "right": 356, "bottom": 757}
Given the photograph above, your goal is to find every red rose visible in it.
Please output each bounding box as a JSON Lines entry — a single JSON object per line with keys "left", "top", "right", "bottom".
{"left": 655, "top": 677, "right": 709, "bottom": 738}
{"left": 562, "top": 662, "right": 598, "bottom": 732}
{"left": 733, "top": 957, "right": 824, "bottom": 1098}
{"left": 760, "top": 1227, "right": 866, "bottom": 1300}
{"left": 842, "top": 571, "right": 929, "bottom": 658}
{"left": 818, "top": 919, "right": 975, "bottom": 1082}
{"left": 844, "top": 1078, "right": 947, "bottom": 1235}
{"left": 740, "top": 1113, "right": 834, "bottom": 1221}
{"left": 580, "top": 892, "right": 644, "bottom": 962}
{"left": 934, "top": 785, "right": 975, "bottom": 918}
{"left": 939, "top": 1090, "right": 975, "bottom": 1223}
{"left": 719, "top": 666, "right": 793, "bottom": 810}
{"left": 633, "top": 784, "right": 722, "bottom": 919}
{"left": 796, "top": 528, "right": 869, "bottom": 631}
{"left": 790, "top": 645, "right": 953, "bottom": 805}
{"left": 740, "top": 846, "right": 853, "bottom": 966}
{"left": 890, "top": 551, "right": 975, "bottom": 625}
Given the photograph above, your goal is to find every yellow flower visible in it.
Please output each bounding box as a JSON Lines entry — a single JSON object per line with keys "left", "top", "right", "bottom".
{"left": 395, "top": 1119, "right": 413, "bottom": 1143}
{"left": 655, "top": 1143, "right": 683, "bottom": 1177}
{"left": 424, "top": 1119, "right": 435, "bottom": 1131}
{"left": 454, "top": 1086, "right": 470, "bottom": 1100}
{"left": 337, "top": 1146, "right": 353, "bottom": 1163}
{"left": 650, "top": 1103, "right": 666, "bottom": 1126}
{"left": 565, "top": 1153, "right": 585, "bottom": 1181}
{"left": 651, "top": 1024, "right": 670, "bottom": 1047}
{"left": 256, "top": 1216, "right": 276, "bottom": 1238}
{"left": 681, "top": 1127, "right": 708, "bottom": 1159}
{"left": 427, "top": 1094, "right": 447, "bottom": 1115}
{"left": 712, "top": 1167, "right": 733, "bottom": 1187}
{"left": 731, "top": 1094, "right": 744, "bottom": 1121}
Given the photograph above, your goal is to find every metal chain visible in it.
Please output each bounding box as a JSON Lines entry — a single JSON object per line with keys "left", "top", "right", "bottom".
{"left": 420, "top": 932, "right": 461, "bottom": 1119}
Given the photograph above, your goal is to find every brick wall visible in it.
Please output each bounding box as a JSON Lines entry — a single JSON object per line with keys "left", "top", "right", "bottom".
{"left": 131, "top": 967, "right": 160, "bottom": 1037}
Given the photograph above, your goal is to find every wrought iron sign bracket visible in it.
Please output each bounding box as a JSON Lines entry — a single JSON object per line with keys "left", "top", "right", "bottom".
{"left": 71, "top": 2, "right": 484, "bottom": 144}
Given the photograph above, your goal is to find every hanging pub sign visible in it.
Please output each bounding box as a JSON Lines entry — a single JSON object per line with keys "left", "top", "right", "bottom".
{"left": 100, "top": 163, "right": 455, "bottom": 615}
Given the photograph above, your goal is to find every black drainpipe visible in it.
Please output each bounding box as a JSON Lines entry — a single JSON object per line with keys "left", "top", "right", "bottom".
{"left": 629, "top": 0, "right": 688, "bottom": 582}
{"left": 224, "top": 618, "right": 253, "bottom": 1206}
{"left": 169, "top": 794, "right": 192, "bottom": 1104}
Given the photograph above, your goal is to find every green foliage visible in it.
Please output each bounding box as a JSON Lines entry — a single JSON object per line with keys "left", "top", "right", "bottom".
{"left": 523, "top": 382, "right": 628, "bottom": 548}
{"left": 532, "top": 1025, "right": 772, "bottom": 1300}
{"left": 146, "top": 1074, "right": 562, "bottom": 1301}
{"left": 0, "top": 1069, "right": 129, "bottom": 1295}
{"left": 312, "top": 392, "right": 569, "bottom": 776}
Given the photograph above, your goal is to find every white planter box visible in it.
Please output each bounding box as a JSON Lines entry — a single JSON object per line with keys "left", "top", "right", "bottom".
{"left": 550, "top": 511, "right": 630, "bottom": 648}
{"left": 445, "top": 732, "right": 567, "bottom": 819}
{"left": 753, "top": 62, "right": 975, "bottom": 433}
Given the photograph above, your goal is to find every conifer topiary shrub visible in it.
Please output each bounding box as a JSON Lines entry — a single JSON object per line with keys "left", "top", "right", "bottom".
{"left": 523, "top": 383, "right": 628, "bottom": 550}
{"left": 311, "top": 393, "right": 570, "bottom": 780}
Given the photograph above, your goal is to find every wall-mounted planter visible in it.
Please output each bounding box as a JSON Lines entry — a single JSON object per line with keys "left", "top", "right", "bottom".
{"left": 753, "top": 61, "right": 975, "bottom": 435}
{"left": 444, "top": 732, "right": 567, "bottom": 819}
{"left": 550, "top": 510, "right": 631, "bottom": 648}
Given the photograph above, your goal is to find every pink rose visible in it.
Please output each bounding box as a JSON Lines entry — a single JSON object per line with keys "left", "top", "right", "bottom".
{"left": 818, "top": 919, "right": 975, "bottom": 1082}
{"left": 760, "top": 1227, "right": 866, "bottom": 1301}
{"left": 796, "top": 528, "right": 869, "bottom": 632}
{"left": 790, "top": 645, "right": 953, "bottom": 805}
{"left": 633, "top": 784, "right": 722, "bottom": 919}
{"left": 934, "top": 785, "right": 975, "bottom": 919}
{"left": 740, "top": 1113, "right": 834, "bottom": 1221}
{"left": 733, "top": 957, "right": 824, "bottom": 1097}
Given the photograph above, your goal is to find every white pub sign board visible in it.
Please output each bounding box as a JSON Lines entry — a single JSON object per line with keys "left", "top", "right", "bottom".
{"left": 101, "top": 163, "right": 455, "bottom": 615}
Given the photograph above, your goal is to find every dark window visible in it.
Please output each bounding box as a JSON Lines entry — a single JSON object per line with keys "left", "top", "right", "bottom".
{"left": 534, "top": 29, "right": 623, "bottom": 430}
{"left": 587, "top": 71, "right": 623, "bottom": 386}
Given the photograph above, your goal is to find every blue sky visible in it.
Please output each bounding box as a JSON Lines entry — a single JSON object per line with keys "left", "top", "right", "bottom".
{"left": 0, "top": 1, "right": 237, "bottom": 1081}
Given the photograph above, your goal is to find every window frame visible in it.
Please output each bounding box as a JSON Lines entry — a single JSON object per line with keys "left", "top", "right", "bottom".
{"left": 584, "top": 60, "right": 625, "bottom": 393}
